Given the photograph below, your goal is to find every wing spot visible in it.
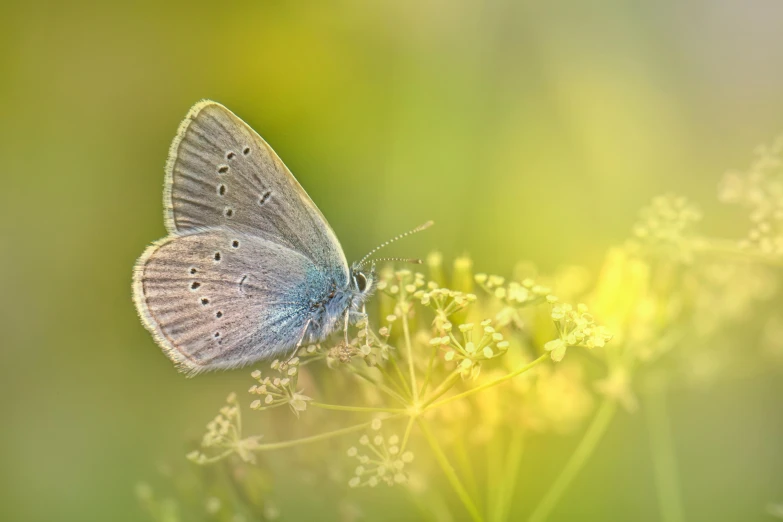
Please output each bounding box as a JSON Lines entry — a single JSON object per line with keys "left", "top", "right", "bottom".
{"left": 216, "top": 311, "right": 223, "bottom": 318}
{"left": 243, "top": 146, "right": 251, "bottom": 155}
{"left": 214, "top": 252, "right": 222, "bottom": 262}
{"left": 259, "top": 191, "right": 272, "bottom": 205}
{"left": 189, "top": 267, "right": 197, "bottom": 275}
{"left": 201, "top": 297, "right": 209, "bottom": 305}
{"left": 191, "top": 282, "right": 201, "bottom": 290}
{"left": 226, "top": 151, "right": 236, "bottom": 160}
{"left": 224, "top": 208, "right": 234, "bottom": 218}
{"left": 214, "top": 332, "right": 220, "bottom": 338}
{"left": 218, "top": 165, "right": 229, "bottom": 174}
{"left": 218, "top": 184, "right": 226, "bottom": 196}
{"left": 231, "top": 240, "right": 240, "bottom": 248}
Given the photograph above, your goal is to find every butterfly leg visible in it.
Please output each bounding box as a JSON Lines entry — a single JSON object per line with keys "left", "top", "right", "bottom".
{"left": 343, "top": 309, "right": 350, "bottom": 344}
{"left": 285, "top": 319, "right": 312, "bottom": 363}
{"left": 361, "top": 304, "right": 369, "bottom": 347}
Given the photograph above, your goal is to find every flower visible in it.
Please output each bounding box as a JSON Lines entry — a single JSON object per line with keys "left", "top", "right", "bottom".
{"left": 434, "top": 319, "right": 510, "bottom": 379}
{"left": 249, "top": 358, "right": 312, "bottom": 417}
{"left": 415, "top": 287, "right": 477, "bottom": 331}
{"left": 545, "top": 302, "right": 613, "bottom": 361}
{"left": 187, "top": 392, "right": 262, "bottom": 465}
{"left": 474, "top": 273, "right": 552, "bottom": 328}
{"left": 346, "top": 421, "right": 414, "bottom": 488}
{"left": 631, "top": 194, "right": 701, "bottom": 262}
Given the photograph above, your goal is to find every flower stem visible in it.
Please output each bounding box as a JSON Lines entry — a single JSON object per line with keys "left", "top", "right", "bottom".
{"left": 645, "top": 384, "right": 684, "bottom": 522}
{"left": 418, "top": 418, "right": 485, "bottom": 522}
{"left": 401, "top": 415, "right": 416, "bottom": 451}
{"left": 427, "top": 354, "right": 548, "bottom": 412}
{"left": 347, "top": 366, "right": 409, "bottom": 405}
{"left": 377, "top": 362, "right": 413, "bottom": 401}
{"left": 528, "top": 398, "right": 617, "bottom": 522}
{"left": 486, "top": 433, "right": 502, "bottom": 521}
{"left": 389, "top": 352, "right": 413, "bottom": 396}
{"left": 421, "top": 370, "right": 461, "bottom": 408}
{"left": 693, "top": 237, "right": 783, "bottom": 267}
{"left": 402, "top": 311, "right": 419, "bottom": 403}
{"left": 495, "top": 431, "right": 525, "bottom": 522}
{"left": 419, "top": 343, "right": 440, "bottom": 397}
{"left": 195, "top": 449, "right": 234, "bottom": 464}
{"left": 309, "top": 402, "right": 407, "bottom": 414}
{"left": 253, "top": 416, "right": 403, "bottom": 452}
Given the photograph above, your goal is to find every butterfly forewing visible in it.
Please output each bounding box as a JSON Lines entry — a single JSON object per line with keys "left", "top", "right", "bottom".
{"left": 164, "top": 100, "right": 349, "bottom": 281}
{"left": 133, "top": 230, "right": 320, "bottom": 374}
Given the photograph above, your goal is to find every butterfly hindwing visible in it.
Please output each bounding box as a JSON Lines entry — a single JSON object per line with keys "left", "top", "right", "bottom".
{"left": 133, "top": 230, "right": 322, "bottom": 374}
{"left": 164, "top": 100, "right": 349, "bottom": 283}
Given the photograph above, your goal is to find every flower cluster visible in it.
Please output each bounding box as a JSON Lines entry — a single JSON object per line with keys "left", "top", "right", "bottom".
{"left": 544, "top": 301, "right": 613, "bottom": 362}
{"left": 431, "top": 319, "right": 509, "bottom": 378}
{"left": 631, "top": 194, "right": 701, "bottom": 262}
{"left": 415, "top": 286, "right": 477, "bottom": 331}
{"left": 376, "top": 269, "right": 427, "bottom": 315}
{"left": 474, "top": 273, "right": 552, "bottom": 328}
{"left": 346, "top": 419, "right": 414, "bottom": 488}
{"left": 249, "top": 358, "right": 312, "bottom": 417}
{"left": 720, "top": 138, "right": 783, "bottom": 252}
{"left": 186, "top": 393, "right": 262, "bottom": 465}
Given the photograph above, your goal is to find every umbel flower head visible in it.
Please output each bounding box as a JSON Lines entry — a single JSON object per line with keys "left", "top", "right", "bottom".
{"left": 346, "top": 419, "right": 414, "bottom": 488}
{"left": 544, "top": 299, "right": 612, "bottom": 362}
{"left": 719, "top": 137, "right": 783, "bottom": 254}
{"left": 186, "top": 393, "right": 262, "bottom": 465}
{"left": 249, "top": 357, "right": 312, "bottom": 417}
{"left": 431, "top": 318, "right": 510, "bottom": 379}
{"left": 631, "top": 194, "right": 701, "bottom": 262}
{"left": 474, "top": 273, "right": 552, "bottom": 328}
{"left": 415, "top": 286, "right": 477, "bottom": 331}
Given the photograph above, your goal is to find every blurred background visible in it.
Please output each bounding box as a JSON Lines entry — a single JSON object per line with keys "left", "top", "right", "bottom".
{"left": 2, "top": 1, "right": 783, "bottom": 521}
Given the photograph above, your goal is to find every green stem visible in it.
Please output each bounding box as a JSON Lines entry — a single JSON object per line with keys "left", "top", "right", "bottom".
{"left": 496, "top": 431, "right": 525, "bottom": 522}
{"left": 347, "top": 366, "right": 409, "bottom": 405}
{"left": 402, "top": 311, "right": 419, "bottom": 402}
{"left": 455, "top": 437, "right": 481, "bottom": 512}
{"left": 427, "top": 355, "right": 548, "bottom": 412}
{"left": 693, "top": 237, "right": 783, "bottom": 267}
{"left": 645, "top": 385, "right": 684, "bottom": 522}
{"left": 486, "top": 433, "right": 502, "bottom": 521}
{"left": 401, "top": 415, "right": 416, "bottom": 451}
{"left": 421, "top": 370, "right": 461, "bottom": 408}
{"left": 528, "top": 398, "right": 617, "bottom": 522}
{"left": 309, "top": 402, "right": 407, "bottom": 414}
{"left": 196, "top": 449, "right": 235, "bottom": 465}
{"left": 419, "top": 343, "right": 440, "bottom": 397}
{"left": 418, "top": 418, "right": 484, "bottom": 522}
{"left": 377, "top": 362, "right": 413, "bottom": 401}
{"left": 253, "top": 416, "right": 403, "bottom": 452}
{"left": 389, "top": 352, "right": 413, "bottom": 396}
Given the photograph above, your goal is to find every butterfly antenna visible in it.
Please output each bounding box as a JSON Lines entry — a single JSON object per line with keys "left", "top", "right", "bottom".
{"left": 371, "top": 257, "right": 423, "bottom": 265}
{"left": 358, "top": 221, "right": 434, "bottom": 267}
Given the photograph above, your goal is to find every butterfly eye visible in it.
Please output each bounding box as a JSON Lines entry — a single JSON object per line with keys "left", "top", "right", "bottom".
{"left": 355, "top": 272, "right": 368, "bottom": 292}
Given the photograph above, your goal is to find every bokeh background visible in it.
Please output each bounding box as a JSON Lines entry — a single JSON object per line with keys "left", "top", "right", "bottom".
{"left": 2, "top": 1, "right": 783, "bottom": 521}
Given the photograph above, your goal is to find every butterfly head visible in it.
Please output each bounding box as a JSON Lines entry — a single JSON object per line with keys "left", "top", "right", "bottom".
{"left": 350, "top": 264, "right": 377, "bottom": 296}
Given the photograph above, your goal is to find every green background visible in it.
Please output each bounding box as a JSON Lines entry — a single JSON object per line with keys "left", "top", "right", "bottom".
{"left": 2, "top": 1, "right": 783, "bottom": 521}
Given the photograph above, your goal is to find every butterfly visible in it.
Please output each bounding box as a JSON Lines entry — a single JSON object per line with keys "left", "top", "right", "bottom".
{"left": 132, "top": 100, "right": 431, "bottom": 375}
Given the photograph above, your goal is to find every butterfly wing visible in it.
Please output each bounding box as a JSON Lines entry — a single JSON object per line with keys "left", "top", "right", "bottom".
{"left": 133, "top": 230, "right": 323, "bottom": 375}
{"left": 163, "top": 100, "right": 349, "bottom": 283}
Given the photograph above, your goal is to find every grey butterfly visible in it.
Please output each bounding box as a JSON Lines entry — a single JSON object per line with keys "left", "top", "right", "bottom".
{"left": 132, "top": 100, "right": 430, "bottom": 375}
